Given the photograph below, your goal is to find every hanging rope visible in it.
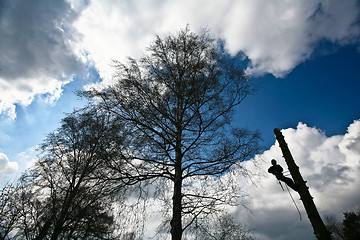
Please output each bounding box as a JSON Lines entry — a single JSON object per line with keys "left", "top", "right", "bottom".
{"left": 277, "top": 180, "right": 302, "bottom": 221}
{"left": 278, "top": 180, "right": 285, "bottom": 191}
{"left": 285, "top": 183, "right": 302, "bottom": 221}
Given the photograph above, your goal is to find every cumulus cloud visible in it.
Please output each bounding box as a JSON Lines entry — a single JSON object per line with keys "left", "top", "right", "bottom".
{"left": 239, "top": 120, "right": 360, "bottom": 239}
{"left": 0, "top": 146, "right": 38, "bottom": 187}
{"left": 0, "top": 152, "right": 18, "bottom": 182}
{"left": 1, "top": 0, "right": 359, "bottom": 117}
{"left": 222, "top": 0, "right": 360, "bottom": 77}
{"left": 72, "top": 0, "right": 360, "bottom": 84}
{"left": 117, "top": 121, "right": 360, "bottom": 239}
{"left": 0, "top": 0, "right": 88, "bottom": 118}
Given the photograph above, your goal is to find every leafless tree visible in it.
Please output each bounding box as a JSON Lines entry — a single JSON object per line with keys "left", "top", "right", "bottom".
{"left": 0, "top": 182, "right": 23, "bottom": 240}
{"left": 192, "top": 212, "right": 256, "bottom": 240}
{"left": 0, "top": 109, "right": 126, "bottom": 240}
{"left": 324, "top": 208, "right": 360, "bottom": 240}
{"left": 82, "top": 27, "right": 261, "bottom": 240}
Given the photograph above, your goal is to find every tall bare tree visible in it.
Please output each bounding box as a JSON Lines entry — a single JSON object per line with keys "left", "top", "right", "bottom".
{"left": 82, "top": 27, "right": 260, "bottom": 240}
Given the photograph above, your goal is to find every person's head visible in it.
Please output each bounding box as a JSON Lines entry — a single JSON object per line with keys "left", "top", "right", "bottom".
{"left": 271, "top": 159, "right": 277, "bottom": 165}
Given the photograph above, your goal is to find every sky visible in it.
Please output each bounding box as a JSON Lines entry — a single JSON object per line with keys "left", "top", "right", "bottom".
{"left": 0, "top": 0, "right": 359, "bottom": 239}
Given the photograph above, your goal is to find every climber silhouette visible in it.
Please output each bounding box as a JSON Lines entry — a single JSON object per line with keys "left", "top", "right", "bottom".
{"left": 268, "top": 159, "right": 298, "bottom": 192}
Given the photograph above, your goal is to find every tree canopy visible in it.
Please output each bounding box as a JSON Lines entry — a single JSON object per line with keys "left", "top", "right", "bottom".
{"left": 0, "top": 109, "right": 124, "bottom": 240}
{"left": 1, "top": 27, "right": 260, "bottom": 240}
{"left": 83, "top": 27, "right": 260, "bottom": 240}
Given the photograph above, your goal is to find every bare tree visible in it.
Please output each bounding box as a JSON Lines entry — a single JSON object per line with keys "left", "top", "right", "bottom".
{"left": 324, "top": 208, "right": 360, "bottom": 240}
{"left": 0, "top": 182, "right": 23, "bottom": 240}
{"left": 342, "top": 208, "right": 360, "bottom": 240}
{"left": 193, "top": 213, "right": 256, "bottom": 240}
{"left": 324, "top": 214, "right": 344, "bottom": 240}
{"left": 0, "top": 109, "right": 126, "bottom": 240}
{"left": 82, "top": 27, "right": 261, "bottom": 240}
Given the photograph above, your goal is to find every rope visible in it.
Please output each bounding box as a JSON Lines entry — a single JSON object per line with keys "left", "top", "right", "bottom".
{"left": 277, "top": 180, "right": 302, "bottom": 221}
{"left": 277, "top": 180, "right": 285, "bottom": 191}
{"left": 285, "top": 183, "right": 302, "bottom": 221}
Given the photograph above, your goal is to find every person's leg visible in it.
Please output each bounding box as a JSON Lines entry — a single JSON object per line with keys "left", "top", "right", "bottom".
{"left": 278, "top": 175, "right": 298, "bottom": 191}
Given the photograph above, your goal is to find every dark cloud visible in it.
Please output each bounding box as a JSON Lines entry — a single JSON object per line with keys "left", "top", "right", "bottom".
{"left": 252, "top": 208, "right": 314, "bottom": 240}
{"left": 308, "top": 165, "right": 352, "bottom": 191}
{"left": 0, "top": 0, "right": 86, "bottom": 79}
{"left": 0, "top": 0, "right": 88, "bottom": 117}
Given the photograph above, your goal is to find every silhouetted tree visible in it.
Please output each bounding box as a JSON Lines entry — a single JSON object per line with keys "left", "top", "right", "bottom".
{"left": 82, "top": 27, "right": 260, "bottom": 240}
{"left": 0, "top": 109, "right": 126, "bottom": 240}
{"left": 0, "top": 182, "right": 23, "bottom": 240}
{"left": 342, "top": 208, "right": 360, "bottom": 240}
{"left": 193, "top": 213, "right": 256, "bottom": 240}
{"left": 324, "top": 208, "right": 360, "bottom": 240}
{"left": 324, "top": 214, "right": 344, "bottom": 240}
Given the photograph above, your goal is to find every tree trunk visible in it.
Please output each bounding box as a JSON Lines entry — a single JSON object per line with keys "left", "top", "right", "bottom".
{"left": 171, "top": 160, "right": 183, "bottom": 240}
{"left": 171, "top": 121, "right": 183, "bottom": 240}
{"left": 274, "top": 128, "right": 331, "bottom": 240}
{"left": 50, "top": 184, "right": 79, "bottom": 240}
{"left": 34, "top": 220, "right": 52, "bottom": 240}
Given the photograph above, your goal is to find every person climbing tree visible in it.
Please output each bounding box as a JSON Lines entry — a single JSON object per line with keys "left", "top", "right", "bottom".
{"left": 268, "top": 159, "right": 298, "bottom": 191}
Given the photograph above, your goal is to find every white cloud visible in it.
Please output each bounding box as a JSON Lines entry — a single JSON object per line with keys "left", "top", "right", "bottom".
{"left": 73, "top": 0, "right": 360, "bottom": 84}
{"left": 17, "top": 146, "right": 39, "bottom": 170}
{"left": 1, "top": 0, "right": 359, "bottom": 117}
{"left": 222, "top": 0, "right": 360, "bottom": 77}
{"left": 0, "top": 77, "right": 71, "bottom": 119}
{"left": 118, "top": 121, "right": 360, "bottom": 239}
{"left": 0, "top": 152, "right": 18, "bottom": 183}
{"left": 0, "top": 146, "right": 39, "bottom": 188}
{"left": 0, "top": 0, "right": 88, "bottom": 118}
{"left": 240, "top": 120, "right": 360, "bottom": 239}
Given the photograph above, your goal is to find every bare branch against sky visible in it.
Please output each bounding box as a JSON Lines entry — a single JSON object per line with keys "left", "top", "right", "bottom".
{"left": 0, "top": 1, "right": 359, "bottom": 239}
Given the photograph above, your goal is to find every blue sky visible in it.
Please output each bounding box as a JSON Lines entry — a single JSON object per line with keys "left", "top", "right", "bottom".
{"left": 1, "top": 1, "right": 360, "bottom": 239}
{"left": 237, "top": 44, "right": 360, "bottom": 147}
